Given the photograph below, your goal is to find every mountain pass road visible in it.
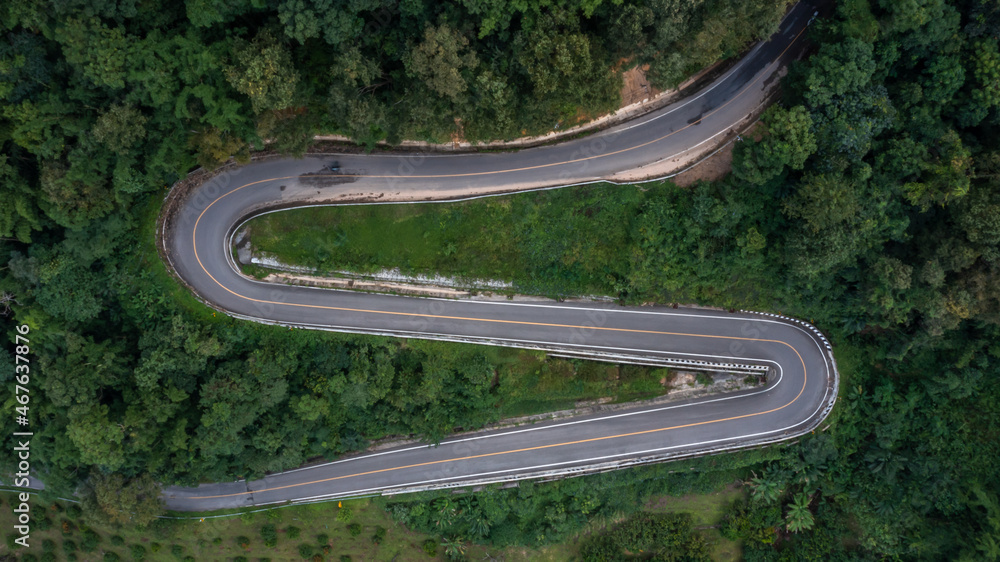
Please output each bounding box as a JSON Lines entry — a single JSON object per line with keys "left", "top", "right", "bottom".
{"left": 161, "top": 0, "right": 837, "bottom": 511}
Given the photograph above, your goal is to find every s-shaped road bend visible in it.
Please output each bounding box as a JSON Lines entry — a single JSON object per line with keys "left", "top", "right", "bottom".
{"left": 161, "top": 0, "right": 838, "bottom": 511}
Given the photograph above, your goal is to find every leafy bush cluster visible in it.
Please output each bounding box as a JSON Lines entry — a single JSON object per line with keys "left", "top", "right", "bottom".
{"left": 386, "top": 447, "right": 780, "bottom": 546}
{"left": 579, "top": 512, "right": 709, "bottom": 562}
{"left": 260, "top": 524, "right": 278, "bottom": 548}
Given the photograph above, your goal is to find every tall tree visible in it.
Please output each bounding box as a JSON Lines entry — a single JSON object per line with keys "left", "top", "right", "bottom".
{"left": 405, "top": 24, "right": 479, "bottom": 103}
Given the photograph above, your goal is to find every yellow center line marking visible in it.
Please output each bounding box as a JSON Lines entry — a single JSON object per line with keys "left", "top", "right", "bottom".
{"left": 179, "top": 25, "right": 812, "bottom": 500}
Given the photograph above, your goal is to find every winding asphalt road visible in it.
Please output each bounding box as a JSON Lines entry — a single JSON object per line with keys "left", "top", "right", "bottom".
{"left": 161, "top": 1, "right": 837, "bottom": 511}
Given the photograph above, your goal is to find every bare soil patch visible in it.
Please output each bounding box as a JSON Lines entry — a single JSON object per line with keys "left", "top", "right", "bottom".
{"left": 620, "top": 63, "right": 662, "bottom": 106}
{"left": 671, "top": 121, "right": 763, "bottom": 187}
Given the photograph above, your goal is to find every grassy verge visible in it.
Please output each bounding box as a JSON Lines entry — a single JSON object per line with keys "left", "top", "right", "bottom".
{"left": 238, "top": 262, "right": 273, "bottom": 280}
{"left": 242, "top": 183, "right": 652, "bottom": 298}
{"left": 136, "top": 192, "right": 225, "bottom": 325}
{"left": 396, "top": 338, "right": 707, "bottom": 423}
{"left": 488, "top": 351, "right": 677, "bottom": 419}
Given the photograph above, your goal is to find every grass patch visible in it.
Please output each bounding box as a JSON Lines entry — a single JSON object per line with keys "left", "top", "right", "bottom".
{"left": 644, "top": 484, "right": 745, "bottom": 525}
{"left": 395, "top": 338, "right": 678, "bottom": 421}
{"left": 492, "top": 352, "right": 674, "bottom": 418}
{"left": 239, "top": 261, "right": 274, "bottom": 279}
{"left": 242, "top": 183, "right": 652, "bottom": 297}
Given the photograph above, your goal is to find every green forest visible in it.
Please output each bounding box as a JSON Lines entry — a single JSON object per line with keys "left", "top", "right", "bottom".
{"left": 3, "top": 0, "right": 1000, "bottom": 560}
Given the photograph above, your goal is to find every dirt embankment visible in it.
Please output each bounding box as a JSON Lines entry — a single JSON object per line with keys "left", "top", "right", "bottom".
{"left": 671, "top": 121, "right": 765, "bottom": 187}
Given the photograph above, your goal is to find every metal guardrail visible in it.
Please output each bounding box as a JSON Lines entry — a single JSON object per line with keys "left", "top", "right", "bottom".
{"left": 547, "top": 350, "right": 770, "bottom": 374}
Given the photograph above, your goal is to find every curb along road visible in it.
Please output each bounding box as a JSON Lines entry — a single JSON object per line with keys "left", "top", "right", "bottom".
{"left": 157, "top": 0, "right": 837, "bottom": 511}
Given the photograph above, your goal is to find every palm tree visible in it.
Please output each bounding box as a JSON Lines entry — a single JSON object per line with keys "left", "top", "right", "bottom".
{"left": 785, "top": 492, "right": 815, "bottom": 533}
{"left": 466, "top": 512, "right": 491, "bottom": 538}
{"left": 975, "top": 534, "right": 1000, "bottom": 561}
{"left": 441, "top": 536, "right": 466, "bottom": 560}
{"left": 750, "top": 474, "right": 783, "bottom": 504}
{"left": 433, "top": 497, "right": 458, "bottom": 528}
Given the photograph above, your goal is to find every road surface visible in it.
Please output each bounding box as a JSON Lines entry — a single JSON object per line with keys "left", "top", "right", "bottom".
{"left": 161, "top": 1, "right": 837, "bottom": 511}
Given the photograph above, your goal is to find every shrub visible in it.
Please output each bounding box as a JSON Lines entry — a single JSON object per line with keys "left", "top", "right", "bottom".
{"left": 150, "top": 542, "right": 161, "bottom": 553}
{"left": 422, "top": 539, "right": 438, "bottom": 556}
{"left": 233, "top": 557, "right": 248, "bottom": 562}
{"left": 103, "top": 553, "right": 121, "bottom": 562}
{"left": 212, "top": 537, "right": 223, "bottom": 545}
{"left": 316, "top": 533, "right": 329, "bottom": 544}
{"left": 62, "top": 540, "right": 78, "bottom": 554}
{"left": 336, "top": 506, "right": 353, "bottom": 523}
{"left": 619, "top": 364, "right": 647, "bottom": 382}
{"left": 41, "top": 553, "right": 57, "bottom": 562}
{"left": 266, "top": 508, "right": 281, "bottom": 520}
{"left": 66, "top": 505, "right": 83, "bottom": 519}
{"left": 81, "top": 529, "right": 101, "bottom": 552}
{"left": 576, "top": 361, "right": 611, "bottom": 382}
{"left": 130, "top": 544, "right": 146, "bottom": 561}
{"left": 261, "top": 524, "right": 278, "bottom": 547}
{"left": 42, "top": 538, "right": 56, "bottom": 551}
{"left": 371, "top": 526, "right": 386, "bottom": 545}
{"left": 21, "top": 554, "right": 37, "bottom": 562}
{"left": 347, "top": 523, "right": 362, "bottom": 537}
{"left": 236, "top": 534, "right": 251, "bottom": 548}
{"left": 340, "top": 556, "right": 352, "bottom": 562}
{"left": 80, "top": 529, "right": 101, "bottom": 553}
{"left": 111, "top": 535, "right": 125, "bottom": 546}
{"left": 287, "top": 525, "right": 301, "bottom": 539}
{"left": 720, "top": 497, "right": 781, "bottom": 545}
{"left": 170, "top": 544, "right": 184, "bottom": 558}
{"left": 579, "top": 512, "right": 708, "bottom": 561}
{"left": 37, "top": 516, "right": 53, "bottom": 530}
{"left": 183, "top": 557, "right": 196, "bottom": 562}
{"left": 151, "top": 519, "right": 175, "bottom": 540}
{"left": 298, "top": 543, "right": 315, "bottom": 558}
